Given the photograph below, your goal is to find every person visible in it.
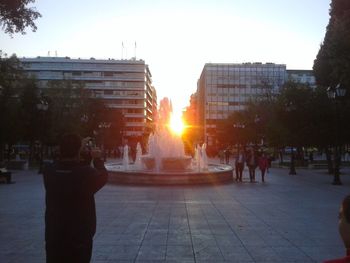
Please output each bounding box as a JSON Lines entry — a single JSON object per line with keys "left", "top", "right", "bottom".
{"left": 246, "top": 148, "right": 258, "bottom": 182}
{"left": 224, "top": 148, "right": 230, "bottom": 164}
{"left": 43, "top": 133, "right": 108, "bottom": 263}
{"left": 324, "top": 195, "right": 350, "bottom": 263}
{"left": 258, "top": 152, "right": 269, "bottom": 182}
{"left": 234, "top": 149, "right": 245, "bottom": 182}
{"left": 219, "top": 149, "right": 225, "bottom": 164}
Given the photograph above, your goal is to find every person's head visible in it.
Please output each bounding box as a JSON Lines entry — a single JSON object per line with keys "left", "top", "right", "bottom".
{"left": 59, "top": 133, "right": 82, "bottom": 159}
{"left": 339, "top": 195, "right": 350, "bottom": 250}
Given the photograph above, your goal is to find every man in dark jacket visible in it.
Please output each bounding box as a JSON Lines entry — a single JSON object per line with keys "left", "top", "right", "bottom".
{"left": 324, "top": 195, "right": 350, "bottom": 263}
{"left": 43, "top": 133, "right": 108, "bottom": 263}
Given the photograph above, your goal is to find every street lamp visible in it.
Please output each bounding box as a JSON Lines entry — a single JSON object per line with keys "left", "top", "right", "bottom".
{"left": 36, "top": 94, "right": 49, "bottom": 173}
{"left": 327, "top": 83, "right": 346, "bottom": 185}
{"left": 98, "top": 122, "right": 111, "bottom": 161}
{"left": 254, "top": 114, "right": 261, "bottom": 148}
{"left": 285, "top": 102, "right": 297, "bottom": 175}
{"left": 233, "top": 123, "right": 246, "bottom": 151}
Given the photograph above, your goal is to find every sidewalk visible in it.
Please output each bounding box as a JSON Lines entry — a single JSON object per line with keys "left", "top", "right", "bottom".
{"left": 0, "top": 163, "right": 349, "bottom": 262}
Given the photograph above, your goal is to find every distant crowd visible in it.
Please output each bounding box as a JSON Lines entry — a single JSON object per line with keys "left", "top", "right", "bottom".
{"left": 218, "top": 148, "right": 272, "bottom": 183}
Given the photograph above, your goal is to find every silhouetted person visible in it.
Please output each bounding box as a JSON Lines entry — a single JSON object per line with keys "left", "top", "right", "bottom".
{"left": 235, "top": 150, "right": 245, "bottom": 182}
{"left": 224, "top": 148, "right": 230, "bottom": 164}
{"left": 258, "top": 153, "right": 269, "bottom": 182}
{"left": 43, "top": 133, "right": 108, "bottom": 263}
{"left": 247, "top": 149, "right": 258, "bottom": 182}
{"left": 324, "top": 195, "right": 350, "bottom": 263}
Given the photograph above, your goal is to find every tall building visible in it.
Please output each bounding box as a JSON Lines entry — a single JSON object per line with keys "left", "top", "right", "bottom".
{"left": 287, "top": 69, "right": 316, "bottom": 88}
{"left": 20, "top": 56, "right": 157, "bottom": 141}
{"left": 196, "top": 62, "right": 286, "bottom": 148}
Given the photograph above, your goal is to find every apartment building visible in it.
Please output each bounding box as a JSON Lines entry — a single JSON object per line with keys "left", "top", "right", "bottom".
{"left": 20, "top": 56, "right": 157, "bottom": 141}
{"left": 287, "top": 69, "right": 316, "bottom": 88}
{"left": 196, "top": 62, "right": 286, "bottom": 147}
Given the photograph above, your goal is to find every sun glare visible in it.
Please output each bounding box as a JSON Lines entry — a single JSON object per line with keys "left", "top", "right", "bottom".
{"left": 169, "top": 114, "right": 185, "bottom": 135}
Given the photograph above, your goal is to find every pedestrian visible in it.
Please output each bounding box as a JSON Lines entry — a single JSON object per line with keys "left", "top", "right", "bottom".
{"left": 324, "top": 195, "right": 350, "bottom": 263}
{"left": 258, "top": 152, "right": 269, "bottom": 182}
{"left": 247, "top": 148, "right": 258, "bottom": 182}
{"left": 224, "top": 148, "right": 230, "bottom": 164}
{"left": 43, "top": 133, "right": 108, "bottom": 263}
{"left": 309, "top": 151, "right": 314, "bottom": 163}
{"left": 219, "top": 149, "right": 225, "bottom": 164}
{"left": 234, "top": 149, "right": 245, "bottom": 182}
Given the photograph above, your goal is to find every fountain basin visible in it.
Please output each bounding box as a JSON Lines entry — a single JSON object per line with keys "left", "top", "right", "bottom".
{"left": 106, "top": 163, "right": 233, "bottom": 185}
{"left": 142, "top": 156, "right": 192, "bottom": 171}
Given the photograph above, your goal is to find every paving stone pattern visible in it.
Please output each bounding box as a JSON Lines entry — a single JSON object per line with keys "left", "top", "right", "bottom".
{"left": 0, "top": 161, "right": 349, "bottom": 262}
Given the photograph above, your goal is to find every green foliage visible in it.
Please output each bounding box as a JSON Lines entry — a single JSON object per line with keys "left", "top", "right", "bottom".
{"left": 0, "top": 57, "right": 126, "bottom": 158}
{"left": 0, "top": 53, "right": 23, "bottom": 159}
{"left": 18, "top": 76, "right": 40, "bottom": 142}
{"left": 313, "top": 0, "right": 350, "bottom": 93}
{"left": 219, "top": 80, "right": 345, "bottom": 151}
{"left": 0, "top": 0, "right": 41, "bottom": 35}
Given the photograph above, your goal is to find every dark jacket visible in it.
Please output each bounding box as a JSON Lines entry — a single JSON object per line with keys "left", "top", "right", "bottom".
{"left": 246, "top": 152, "right": 258, "bottom": 168}
{"left": 43, "top": 158, "right": 107, "bottom": 260}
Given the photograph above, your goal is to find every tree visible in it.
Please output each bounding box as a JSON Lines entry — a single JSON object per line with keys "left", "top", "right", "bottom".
{"left": 18, "top": 77, "right": 40, "bottom": 162}
{"left": 313, "top": 0, "right": 350, "bottom": 93}
{"left": 0, "top": 52, "right": 23, "bottom": 160}
{"left": 44, "top": 80, "right": 89, "bottom": 144}
{"left": 0, "top": 0, "right": 41, "bottom": 35}
{"left": 182, "top": 93, "right": 199, "bottom": 155}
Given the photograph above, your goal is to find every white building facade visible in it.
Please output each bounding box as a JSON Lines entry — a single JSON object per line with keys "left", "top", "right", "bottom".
{"left": 20, "top": 56, "right": 157, "bottom": 141}
{"left": 196, "top": 62, "right": 286, "bottom": 148}
{"left": 287, "top": 69, "right": 316, "bottom": 88}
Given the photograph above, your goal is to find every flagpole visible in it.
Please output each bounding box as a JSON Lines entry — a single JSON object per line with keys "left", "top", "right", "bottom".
{"left": 121, "top": 41, "right": 124, "bottom": 59}
{"left": 134, "top": 41, "right": 137, "bottom": 59}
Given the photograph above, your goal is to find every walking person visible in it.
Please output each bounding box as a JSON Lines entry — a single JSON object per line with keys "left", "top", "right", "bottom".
{"left": 247, "top": 148, "right": 258, "bottom": 182}
{"left": 224, "top": 148, "right": 230, "bottom": 164}
{"left": 235, "top": 149, "right": 245, "bottom": 182}
{"left": 43, "top": 133, "right": 108, "bottom": 263}
{"left": 258, "top": 152, "right": 269, "bottom": 182}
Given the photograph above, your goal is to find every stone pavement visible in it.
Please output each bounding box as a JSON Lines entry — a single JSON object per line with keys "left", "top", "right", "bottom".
{"left": 0, "top": 162, "right": 349, "bottom": 263}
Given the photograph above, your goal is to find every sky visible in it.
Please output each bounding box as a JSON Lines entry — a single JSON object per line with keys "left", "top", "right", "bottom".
{"left": 1, "top": 0, "right": 331, "bottom": 115}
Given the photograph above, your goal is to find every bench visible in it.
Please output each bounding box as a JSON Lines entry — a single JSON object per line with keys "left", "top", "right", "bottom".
{"left": 0, "top": 169, "right": 12, "bottom": 184}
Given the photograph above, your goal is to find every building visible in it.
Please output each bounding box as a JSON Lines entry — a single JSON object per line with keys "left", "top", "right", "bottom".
{"left": 20, "top": 56, "right": 157, "bottom": 142}
{"left": 287, "top": 69, "right": 316, "bottom": 88}
{"left": 196, "top": 62, "right": 286, "bottom": 148}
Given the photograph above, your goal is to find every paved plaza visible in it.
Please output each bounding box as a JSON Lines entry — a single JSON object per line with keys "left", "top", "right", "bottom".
{"left": 0, "top": 161, "right": 349, "bottom": 262}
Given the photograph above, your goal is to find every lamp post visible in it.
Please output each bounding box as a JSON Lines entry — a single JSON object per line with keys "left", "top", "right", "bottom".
{"left": 36, "top": 94, "right": 49, "bottom": 174}
{"left": 254, "top": 114, "right": 261, "bottom": 149}
{"left": 285, "top": 102, "right": 297, "bottom": 175}
{"left": 98, "top": 122, "right": 111, "bottom": 162}
{"left": 327, "top": 83, "right": 346, "bottom": 185}
{"left": 233, "top": 123, "right": 246, "bottom": 151}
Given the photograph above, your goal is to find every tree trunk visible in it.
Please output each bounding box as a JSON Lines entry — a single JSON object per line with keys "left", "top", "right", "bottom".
{"left": 0, "top": 142, "right": 4, "bottom": 162}
{"left": 326, "top": 147, "right": 334, "bottom": 174}
{"left": 279, "top": 149, "right": 284, "bottom": 164}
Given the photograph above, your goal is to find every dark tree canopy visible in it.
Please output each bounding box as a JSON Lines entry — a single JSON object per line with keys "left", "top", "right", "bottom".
{"left": 313, "top": 0, "right": 350, "bottom": 92}
{"left": 0, "top": 0, "right": 41, "bottom": 35}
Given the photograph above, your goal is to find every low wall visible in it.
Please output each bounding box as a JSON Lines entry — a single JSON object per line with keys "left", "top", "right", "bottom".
{"left": 108, "top": 164, "right": 233, "bottom": 186}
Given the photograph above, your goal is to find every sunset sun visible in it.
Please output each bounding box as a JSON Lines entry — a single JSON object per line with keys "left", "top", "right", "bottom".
{"left": 169, "top": 114, "right": 185, "bottom": 135}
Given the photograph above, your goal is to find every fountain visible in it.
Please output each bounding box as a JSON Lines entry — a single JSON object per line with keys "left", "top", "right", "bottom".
{"left": 107, "top": 98, "right": 233, "bottom": 185}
